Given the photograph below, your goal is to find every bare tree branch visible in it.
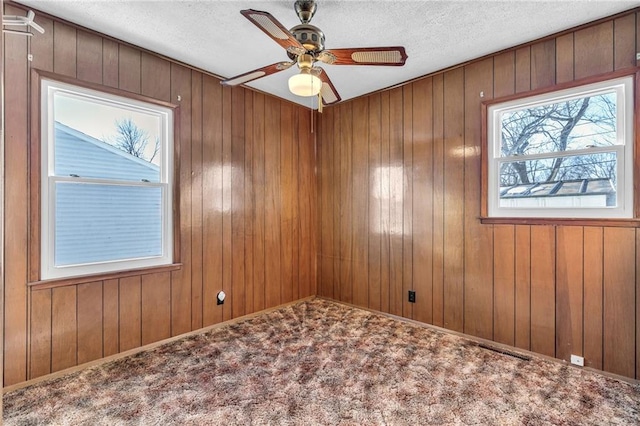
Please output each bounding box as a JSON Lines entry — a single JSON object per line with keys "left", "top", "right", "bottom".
{"left": 104, "top": 118, "right": 154, "bottom": 162}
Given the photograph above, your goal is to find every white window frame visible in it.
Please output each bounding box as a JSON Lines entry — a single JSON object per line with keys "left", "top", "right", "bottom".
{"left": 41, "top": 78, "right": 174, "bottom": 280}
{"left": 487, "top": 75, "right": 634, "bottom": 219}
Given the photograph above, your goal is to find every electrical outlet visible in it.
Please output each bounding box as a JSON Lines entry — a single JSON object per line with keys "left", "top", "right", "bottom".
{"left": 217, "top": 290, "right": 226, "bottom": 305}
{"left": 570, "top": 354, "right": 584, "bottom": 367}
{"left": 408, "top": 290, "right": 416, "bottom": 303}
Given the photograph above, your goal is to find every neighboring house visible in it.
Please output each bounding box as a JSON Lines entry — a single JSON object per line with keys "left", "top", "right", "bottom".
{"left": 53, "top": 121, "right": 162, "bottom": 266}
{"left": 500, "top": 178, "right": 616, "bottom": 208}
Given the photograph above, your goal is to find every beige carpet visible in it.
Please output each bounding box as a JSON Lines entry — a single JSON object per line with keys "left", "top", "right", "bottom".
{"left": 4, "top": 298, "right": 640, "bottom": 425}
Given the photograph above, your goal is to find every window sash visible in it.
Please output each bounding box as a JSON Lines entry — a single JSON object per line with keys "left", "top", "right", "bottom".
{"left": 486, "top": 75, "right": 633, "bottom": 219}
{"left": 41, "top": 78, "right": 174, "bottom": 280}
{"left": 50, "top": 178, "right": 169, "bottom": 262}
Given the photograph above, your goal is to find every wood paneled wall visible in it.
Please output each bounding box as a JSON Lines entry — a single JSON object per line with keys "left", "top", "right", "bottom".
{"left": 317, "top": 11, "right": 640, "bottom": 379}
{"left": 3, "top": 5, "right": 317, "bottom": 387}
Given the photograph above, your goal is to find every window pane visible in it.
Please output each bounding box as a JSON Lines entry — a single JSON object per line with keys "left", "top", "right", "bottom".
{"left": 54, "top": 182, "right": 163, "bottom": 266}
{"left": 54, "top": 91, "right": 162, "bottom": 182}
{"left": 500, "top": 92, "right": 617, "bottom": 157}
{"left": 499, "top": 152, "right": 617, "bottom": 208}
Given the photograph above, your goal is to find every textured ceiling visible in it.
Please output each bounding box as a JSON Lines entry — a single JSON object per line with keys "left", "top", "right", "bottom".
{"left": 13, "top": 0, "right": 639, "bottom": 107}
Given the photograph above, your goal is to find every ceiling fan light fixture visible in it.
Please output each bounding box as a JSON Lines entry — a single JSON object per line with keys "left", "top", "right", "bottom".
{"left": 288, "top": 69, "right": 321, "bottom": 97}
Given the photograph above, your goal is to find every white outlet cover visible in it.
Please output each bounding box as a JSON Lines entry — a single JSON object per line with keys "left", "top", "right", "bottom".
{"left": 217, "top": 291, "right": 226, "bottom": 301}
{"left": 570, "top": 354, "right": 584, "bottom": 367}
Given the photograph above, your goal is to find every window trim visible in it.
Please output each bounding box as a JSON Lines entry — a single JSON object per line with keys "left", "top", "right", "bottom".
{"left": 480, "top": 68, "right": 640, "bottom": 226}
{"left": 30, "top": 70, "right": 181, "bottom": 283}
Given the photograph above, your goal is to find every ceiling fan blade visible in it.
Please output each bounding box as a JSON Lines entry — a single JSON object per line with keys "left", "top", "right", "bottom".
{"left": 240, "top": 9, "right": 306, "bottom": 56}
{"left": 221, "top": 61, "right": 295, "bottom": 86}
{"left": 317, "top": 46, "right": 408, "bottom": 66}
{"left": 315, "top": 68, "right": 341, "bottom": 105}
{"left": 29, "top": 19, "right": 45, "bottom": 34}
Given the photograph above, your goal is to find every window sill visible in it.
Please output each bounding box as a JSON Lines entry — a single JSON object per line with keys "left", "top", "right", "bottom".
{"left": 479, "top": 217, "right": 640, "bottom": 228}
{"left": 29, "top": 263, "right": 183, "bottom": 290}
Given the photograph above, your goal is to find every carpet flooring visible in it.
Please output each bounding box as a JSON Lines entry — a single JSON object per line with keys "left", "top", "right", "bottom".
{"left": 4, "top": 298, "right": 640, "bottom": 425}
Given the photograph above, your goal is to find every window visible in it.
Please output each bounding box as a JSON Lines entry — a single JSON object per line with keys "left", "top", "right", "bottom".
{"left": 486, "top": 74, "right": 634, "bottom": 219}
{"left": 41, "top": 78, "right": 174, "bottom": 279}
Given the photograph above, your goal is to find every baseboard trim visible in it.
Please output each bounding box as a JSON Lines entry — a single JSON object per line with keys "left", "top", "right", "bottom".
{"left": 3, "top": 296, "right": 316, "bottom": 394}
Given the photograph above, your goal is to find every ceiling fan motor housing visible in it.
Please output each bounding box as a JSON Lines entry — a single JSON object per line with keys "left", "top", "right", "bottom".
{"left": 288, "top": 24, "right": 325, "bottom": 59}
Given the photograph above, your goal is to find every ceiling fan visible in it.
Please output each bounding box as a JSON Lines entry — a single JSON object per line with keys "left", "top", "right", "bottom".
{"left": 3, "top": 10, "right": 45, "bottom": 36}
{"left": 221, "top": 0, "right": 408, "bottom": 107}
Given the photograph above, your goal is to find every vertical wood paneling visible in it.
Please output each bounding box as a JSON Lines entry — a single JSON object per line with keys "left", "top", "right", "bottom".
{"left": 297, "top": 108, "right": 314, "bottom": 298}
{"left": 221, "top": 86, "right": 233, "bottom": 321}
{"left": 102, "top": 39, "right": 118, "bottom": 88}
{"left": 352, "top": 97, "right": 369, "bottom": 308}
{"left": 4, "top": 4, "right": 29, "bottom": 386}
{"left": 555, "top": 227, "right": 583, "bottom": 362}
{"left": 493, "top": 52, "right": 515, "bottom": 98}
{"left": 170, "top": 63, "right": 193, "bottom": 336}
{"left": 530, "top": 39, "right": 556, "bottom": 90}
{"left": 118, "top": 44, "right": 141, "bottom": 93}
{"left": 232, "top": 87, "right": 246, "bottom": 314}
{"left": 141, "top": 53, "right": 171, "bottom": 101}
{"left": 412, "top": 77, "right": 433, "bottom": 324}
{"left": 493, "top": 226, "right": 515, "bottom": 346}
{"left": 76, "top": 30, "right": 102, "bottom": 84}
{"left": 29, "top": 289, "right": 52, "bottom": 378}
{"left": 556, "top": 34, "right": 575, "bottom": 84}
{"left": 51, "top": 286, "right": 77, "bottom": 372}
{"left": 389, "top": 89, "right": 403, "bottom": 316}
{"left": 141, "top": 272, "right": 171, "bottom": 345}
{"left": 264, "top": 96, "right": 282, "bottom": 309}
{"left": 253, "top": 92, "right": 266, "bottom": 312}
{"left": 202, "top": 75, "right": 223, "bottom": 326}
{"left": 332, "top": 105, "right": 342, "bottom": 304}
{"left": 515, "top": 47, "right": 531, "bottom": 93}
{"left": 103, "top": 279, "right": 119, "bottom": 357}
{"left": 583, "top": 227, "right": 603, "bottom": 370}
{"left": 514, "top": 225, "right": 532, "bottom": 350}
{"left": 603, "top": 228, "right": 635, "bottom": 378}
{"left": 191, "top": 71, "right": 204, "bottom": 330}
{"left": 368, "top": 94, "right": 382, "bottom": 311}
{"left": 380, "top": 94, "right": 391, "bottom": 314}
{"left": 340, "top": 103, "right": 354, "bottom": 305}
{"left": 294, "top": 109, "right": 303, "bottom": 301}
{"left": 402, "top": 85, "right": 413, "bottom": 319}
{"left": 243, "top": 90, "right": 255, "bottom": 312}
{"left": 431, "top": 74, "right": 445, "bottom": 328}
{"left": 530, "top": 226, "right": 555, "bottom": 358}
{"left": 463, "top": 59, "right": 494, "bottom": 340}
{"left": 77, "top": 281, "right": 103, "bottom": 364}
{"left": 574, "top": 22, "right": 614, "bottom": 79}
{"left": 614, "top": 14, "right": 636, "bottom": 70}
{"left": 53, "top": 22, "right": 76, "bottom": 77}
{"left": 119, "top": 276, "right": 141, "bottom": 352}
{"left": 280, "top": 102, "right": 294, "bottom": 305}
{"left": 442, "top": 69, "right": 465, "bottom": 332}
{"left": 319, "top": 108, "right": 334, "bottom": 299}
{"left": 308, "top": 112, "right": 319, "bottom": 297}
{"left": 31, "top": 14, "right": 54, "bottom": 72}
